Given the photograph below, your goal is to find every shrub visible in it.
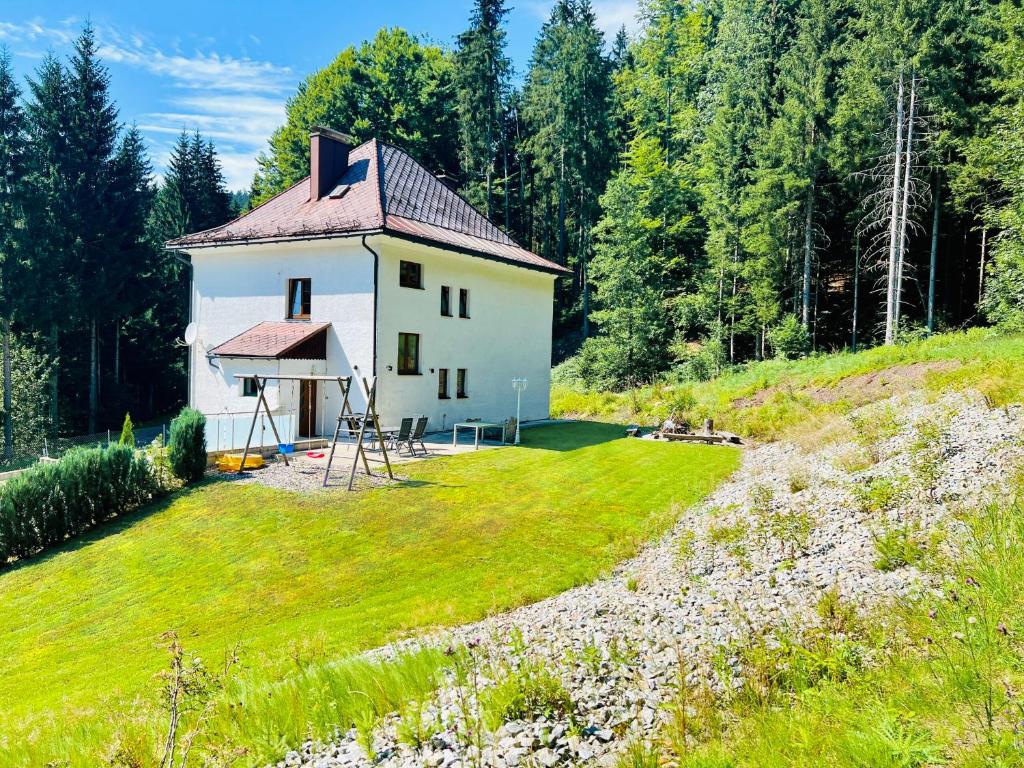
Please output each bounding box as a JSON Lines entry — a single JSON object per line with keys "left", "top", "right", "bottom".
{"left": 873, "top": 524, "right": 926, "bottom": 571}
{"left": 768, "top": 314, "right": 810, "bottom": 360}
{"left": 480, "top": 657, "right": 573, "bottom": 731}
{"left": 168, "top": 407, "right": 207, "bottom": 484}
{"left": 119, "top": 412, "right": 135, "bottom": 446}
{"left": 853, "top": 475, "right": 906, "bottom": 515}
{"left": 0, "top": 444, "right": 157, "bottom": 562}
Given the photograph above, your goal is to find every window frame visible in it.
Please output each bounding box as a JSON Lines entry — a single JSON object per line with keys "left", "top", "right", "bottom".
{"left": 286, "top": 277, "right": 311, "bottom": 320}
{"left": 440, "top": 285, "right": 452, "bottom": 317}
{"left": 456, "top": 368, "right": 468, "bottom": 398}
{"left": 458, "top": 288, "right": 470, "bottom": 318}
{"left": 397, "top": 332, "right": 421, "bottom": 375}
{"left": 242, "top": 377, "right": 259, "bottom": 397}
{"left": 399, "top": 260, "right": 424, "bottom": 290}
{"left": 437, "top": 367, "right": 450, "bottom": 399}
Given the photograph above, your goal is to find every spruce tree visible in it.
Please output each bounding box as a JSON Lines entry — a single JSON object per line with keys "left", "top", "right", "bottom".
{"left": 0, "top": 49, "right": 29, "bottom": 460}
{"left": 66, "top": 23, "right": 121, "bottom": 433}
{"left": 522, "top": 0, "right": 614, "bottom": 342}
{"left": 455, "top": 0, "right": 511, "bottom": 218}
{"left": 25, "top": 53, "right": 73, "bottom": 434}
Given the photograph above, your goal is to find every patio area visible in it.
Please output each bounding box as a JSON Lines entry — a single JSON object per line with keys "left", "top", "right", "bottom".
{"left": 218, "top": 429, "right": 511, "bottom": 491}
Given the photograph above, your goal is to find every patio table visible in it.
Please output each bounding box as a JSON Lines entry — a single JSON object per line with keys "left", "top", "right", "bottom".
{"left": 452, "top": 421, "right": 505, "bottom": 450}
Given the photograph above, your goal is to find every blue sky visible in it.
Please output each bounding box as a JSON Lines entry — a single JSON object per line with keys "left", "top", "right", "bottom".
{"left": 0, "top": 1, "right": 639, "bottom": 190}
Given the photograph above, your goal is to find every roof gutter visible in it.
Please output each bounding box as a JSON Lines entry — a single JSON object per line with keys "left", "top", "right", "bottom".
{"left": 360, "top": 234, "right": 380, "bottom": 378}
{"left": 166, "top": 228, "right": 385, "bottom": 251}
{"left": 169, "top": 227, "right": 569, "bottom": 277}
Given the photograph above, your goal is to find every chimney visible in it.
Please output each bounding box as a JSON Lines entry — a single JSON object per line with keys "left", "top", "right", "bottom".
{"left": 309, "top": 126, "right": 355, "bottom": 201}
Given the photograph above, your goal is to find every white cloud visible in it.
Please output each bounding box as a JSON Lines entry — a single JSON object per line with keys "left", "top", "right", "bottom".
{"left": 525, "top": 0, "right": 641, "bottom": 39}
{"left": 2, "top": 18, "right": 292, "bottom": 188}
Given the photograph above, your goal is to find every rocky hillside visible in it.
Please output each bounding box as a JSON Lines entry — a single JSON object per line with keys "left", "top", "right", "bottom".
{"left": 280, "top": 384, "right": 1024, "bottom": 768}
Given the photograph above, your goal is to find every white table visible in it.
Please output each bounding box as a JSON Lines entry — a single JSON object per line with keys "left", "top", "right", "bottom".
{"left": 452, "top": 422, "right": 504, "bottom": 450}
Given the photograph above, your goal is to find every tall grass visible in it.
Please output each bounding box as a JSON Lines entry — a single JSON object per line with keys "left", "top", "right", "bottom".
{"left": 631, "top": 479, "right": 1024, "bottom": 767}
{"left": 0, "top": 647, "right": 450, "bottom": 767}
{"left": 555, "top": 329, "right": 1024, "bottom": 441}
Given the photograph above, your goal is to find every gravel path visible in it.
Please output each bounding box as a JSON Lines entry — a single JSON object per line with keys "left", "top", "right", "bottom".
{"left": 274, "top": 390, "right": 1024, "bottom": 768}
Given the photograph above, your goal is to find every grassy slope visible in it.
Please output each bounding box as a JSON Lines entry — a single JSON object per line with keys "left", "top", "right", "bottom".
{"left": 553, "top": 329, "right": 1024, "bottom": 441}
{"left": 0, "top": 422, "right": 738, "bottom": 755}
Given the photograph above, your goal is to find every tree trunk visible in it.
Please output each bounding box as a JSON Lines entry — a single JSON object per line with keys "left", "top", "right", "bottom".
{"left": 979, "top": 226, "right": 988, "bottom": 305}
{"left": 3, "top": 318, "right": 12, "bottom": 462}
{"left": 114, "top": 319, "right": 121, "bottom": 385}
{"left": 852, "top": 233, "right": 860, "bottom": 352}
{"left": 895, "top": 73, "right": 917, "bottom": 336}
{"left": 884, "top": 68, "right": 906, "bottom": 344}
{"left": 927, "top": 169, "right": 941, "bottom": 333}
{"left": 729, "top": 245, "right": 738, "bottom": 363}
{"left": 558, "top": 144, "right": 566, "bottom": 267}
{"left": 581, "top": 248, "right": 590, "bottom": 339}
{"left": 48, "top": 323, "right": 58, "bottom": 436}
{"left": 88, "top": 318, "right": 98, "bottom": 434}
{"left": 802, "top": 179, "right": 815, "bottom": 328}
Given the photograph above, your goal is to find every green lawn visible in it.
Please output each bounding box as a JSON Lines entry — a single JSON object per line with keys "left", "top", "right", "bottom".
{"left": 0, "top": 422, "right": 737, "bottom": 762}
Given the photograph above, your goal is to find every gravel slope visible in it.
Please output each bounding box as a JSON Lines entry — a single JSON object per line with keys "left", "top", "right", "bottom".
{"left": 276, "top": 390, "right": 1024, "bottom": 768}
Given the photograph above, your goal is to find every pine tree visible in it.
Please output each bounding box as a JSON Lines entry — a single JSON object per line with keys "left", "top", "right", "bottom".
{"left": 24, "top": 52, "right": 73, "bottom": 434}
{"left": 66, "top": 23, "right": 121, "bottom": 433}
{"left": 455, "top": 0, "right": 511, "bottom": 218}
{"left": 522, "top": 0, "right": 614, "bottom": 342}
{"left": 0, "top": 49, "right": 30, "bottom": 460}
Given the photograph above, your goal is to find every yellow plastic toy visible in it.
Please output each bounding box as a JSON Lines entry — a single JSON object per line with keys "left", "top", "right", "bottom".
{"left": 216, "top": 453, "right": 265, "bottom": 472}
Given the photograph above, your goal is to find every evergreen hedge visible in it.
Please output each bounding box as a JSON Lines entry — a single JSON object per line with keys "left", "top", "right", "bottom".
{"left": 0, "top": 444, "right": 157, "bottom": 562}
{"left": 168, "top": 407, "right": 207, "bottom": 484}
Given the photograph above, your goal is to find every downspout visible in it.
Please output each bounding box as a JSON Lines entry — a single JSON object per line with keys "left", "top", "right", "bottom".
{"left": 361, "top": 235, "right": 380, "bottom": 377}
{"left": 171, "top": 251, "right": 194, "bottom": 407}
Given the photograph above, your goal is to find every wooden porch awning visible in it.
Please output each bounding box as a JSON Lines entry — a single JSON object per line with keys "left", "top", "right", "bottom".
{"left": 210, "top": 321, "right": 330, "bottom": 360}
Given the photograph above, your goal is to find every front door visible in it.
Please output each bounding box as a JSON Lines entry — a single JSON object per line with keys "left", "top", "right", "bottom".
{"left": 299, "top": 380, "right": 317, "bottom": 438}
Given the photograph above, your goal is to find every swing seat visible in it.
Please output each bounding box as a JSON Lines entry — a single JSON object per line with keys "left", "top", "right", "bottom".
{"left": 278, "top": 443, "right": 295, "bottom": 454}
{"left": 217, "top": 453, "right": 265, "bottom": 472}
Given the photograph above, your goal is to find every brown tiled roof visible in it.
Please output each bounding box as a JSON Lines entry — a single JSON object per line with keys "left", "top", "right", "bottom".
{"left": 210, "top": 321, "right": 330, "bottom": 359}
{"left": 167, "top": 139, "right": 570, "bottom": 275}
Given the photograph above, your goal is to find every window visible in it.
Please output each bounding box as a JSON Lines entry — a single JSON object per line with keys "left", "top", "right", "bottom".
{"left": 400, "top": 260, "right": 423, "bottom": 289}
{"left": 398, "top": 332, "right": 420, "bottom": 375}
{"left": 242, "top": 377, "right": 259, "bottom": 397}
{"left": 440, "top": 286, "right": 452, "bottom": 316}
{"left": 287, "top": 278, "right": 311, "bottom": 319}
{"left": 459, "top": 288, "right": 470, "bottom": 318}
{"left": 437, "top": 368, "right": 450, "bottom": 398}
{"left": 456, "top": 368, "right": 468, "bottom": 398}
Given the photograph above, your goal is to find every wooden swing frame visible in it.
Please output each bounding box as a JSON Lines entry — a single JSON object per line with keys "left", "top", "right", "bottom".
{"left": 233, "top": 374, "right": 394, "bottom": 491}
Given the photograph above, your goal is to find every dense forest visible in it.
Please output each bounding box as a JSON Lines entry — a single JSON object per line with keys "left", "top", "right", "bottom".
{"left": 0, "top": 27, "right": 238, "bottom": 463}
{"left": 1, "top": 0, "right": 1022, "bottom": 460}
{"left": 252, "top": 0, "right": 1024, "bottom": 391}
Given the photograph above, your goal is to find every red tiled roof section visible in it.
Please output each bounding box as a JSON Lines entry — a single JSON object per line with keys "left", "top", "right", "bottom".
{"left": 167, "top": 139, "right": 570, "bottom": 275}
{"left": 210, "top": 321, "right": 330, "bottom": 359}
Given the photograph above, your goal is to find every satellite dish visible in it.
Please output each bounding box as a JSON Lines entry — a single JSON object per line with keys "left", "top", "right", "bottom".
{"left": 183, "top": 322, "right": 198, "bottom": 346}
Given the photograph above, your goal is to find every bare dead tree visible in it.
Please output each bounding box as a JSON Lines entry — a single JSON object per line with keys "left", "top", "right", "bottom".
{"left": 854, "top": 67, "right": 932, "bottom": 343}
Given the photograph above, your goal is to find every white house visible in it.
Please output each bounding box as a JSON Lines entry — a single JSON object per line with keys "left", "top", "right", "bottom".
{"left": 167, "top": 128, "right": 569, "bottom": 449}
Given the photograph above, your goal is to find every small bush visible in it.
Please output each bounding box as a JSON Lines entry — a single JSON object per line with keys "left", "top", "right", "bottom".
{"left": 853, "top": 475, "right": 906, "bottom": 515}
{"left": 480, "top": 657, "right": 572, "bottom": 731}
{"left": 0, "top": 444, "right": 157, "bottom": 562}
{"left": 768, "top": 314, "right": 810, "bottom": 360}
{"left": 873, "top": 524, "right": 926, "bottom": 571}
{"left": 118, "top": 412, "right": 135, "bottom": 446}
{"left": 168, "top": 407, "right": 207, "bottom": 484}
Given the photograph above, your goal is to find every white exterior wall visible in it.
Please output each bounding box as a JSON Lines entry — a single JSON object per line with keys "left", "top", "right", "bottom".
{"left": 373, "top": 237, "right": 555, "bottom": 430}
{"left": 186, "top": 234, "right": 556, "bottom": 441}
{"left": 188, "top": 238, "right": 374, "bottom": 446}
